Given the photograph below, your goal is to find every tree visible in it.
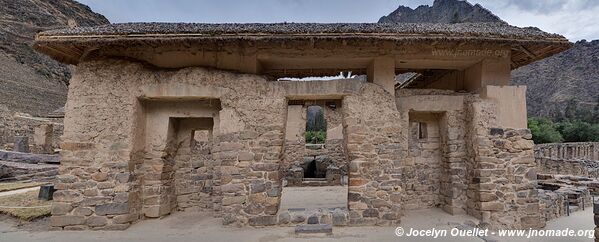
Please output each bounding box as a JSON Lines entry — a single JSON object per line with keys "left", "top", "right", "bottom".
{"left": 558, "top": 120, "right": 599, "bottom": 142}
{"left": 528, "top": 118, "right": 564, "bottom": 144}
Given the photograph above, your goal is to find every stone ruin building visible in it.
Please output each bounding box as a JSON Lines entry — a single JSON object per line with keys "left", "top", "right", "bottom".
{"left": 32, "top": 22, "right": 571, "bottom": 230}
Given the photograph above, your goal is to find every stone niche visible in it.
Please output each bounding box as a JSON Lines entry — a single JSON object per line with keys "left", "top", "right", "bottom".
{"left": 282, "top": 100, "right": 348, "bottom": 187}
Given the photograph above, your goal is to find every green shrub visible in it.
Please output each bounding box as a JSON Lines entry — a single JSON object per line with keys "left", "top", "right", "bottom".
{"left": 557, "top": 121, "right": 599, "bottom": 142}
{"left": 528, "top": 117, "right": 563, "bottom": 144}
{"left": 305, "top": 130, "right": 326, "bottom": 144}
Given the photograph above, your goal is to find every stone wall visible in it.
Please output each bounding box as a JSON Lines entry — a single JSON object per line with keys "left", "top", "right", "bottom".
{"left": 535, "top": 142, "right": 599, "bottom": 161}
{"left": 345, "top": 85, "right": 404, "bottom": 226}
{"left": 0, "top": 104, "right": 63, "bottom": 153}
{"left": 535, "top": 142, "right": 599, "bottom": 178}
{"left": 483, "top": 129, "right": 541, "bottom": 229}
{"left": 396, "top": 89, "right": 468, "bottom": 215}
{"left": 537, "top": 174, "right": 592, "bottom": 222}
{"left": 466, "top": 99, "right": 541, "bottom": 229}
{"left": 51, "top": 57, "right": 543, "bottom": 230}
{"left": 52, "top": 59, "right": 289, "bottom": 229}
{"left": 0, "top": 160, "right": 58, "bottom": 182}
{"left": 536, "top": 157, "right": 599, "bottom": 178}
{"left": 403, "top": 113, "right": 442, "bottom": 209}
{"left": 281, "top": 102, "right": 347, "bottom": 186}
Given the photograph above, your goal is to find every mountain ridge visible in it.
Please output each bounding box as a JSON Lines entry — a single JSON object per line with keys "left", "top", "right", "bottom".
{"left": 380, "top": 0, "right": 597, "bottom": 119}
{"left": 0, "top": 0, "right": 109, "bottom": 116}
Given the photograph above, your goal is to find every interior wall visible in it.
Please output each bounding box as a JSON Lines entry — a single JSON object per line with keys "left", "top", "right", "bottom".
{"left": 173, "top": 118, "right": 215, "bottom": 212}
{"left": 281, "top": 100, "right": 347, "bottom": 186}
{"left": 404, "top": 112, "right": 443, "bottom": 209}
{"left": 138, "top": 100, "right": 219, "bottom": 218}
{"left": 396, "top": 89, "right": 469, "bottom": 215}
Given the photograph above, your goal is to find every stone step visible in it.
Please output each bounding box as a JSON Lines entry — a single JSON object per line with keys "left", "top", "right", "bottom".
{"left": 278, "top": 207, "right": 348, "bottom": 226}
{"left": 295, "top": 224, "right": 333, "bottom": 235}
{"left": 300, "top": 180, "right": 329, "bottom": 186}
{"left": 303, "top": 178, "right": 327, "bottom": 181}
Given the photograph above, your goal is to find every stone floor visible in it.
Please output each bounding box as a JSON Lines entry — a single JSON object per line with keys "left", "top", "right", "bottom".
{"left": 0, "top": 207, "right": 594, "bottom": 242}
{"left": 277, "top": 186, "right": 349, "bottom": 226}
{"left": 279, "top": 186, "right": 347, "bottom": 210}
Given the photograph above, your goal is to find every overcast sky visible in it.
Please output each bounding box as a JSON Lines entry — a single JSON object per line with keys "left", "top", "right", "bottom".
{"left": 77, "top": 0, "right": 598, "bottom": 41}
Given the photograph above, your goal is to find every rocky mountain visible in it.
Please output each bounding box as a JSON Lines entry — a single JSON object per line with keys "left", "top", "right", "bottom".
{"left": 0, "top": 0, "right": 109, "bottom": 116}
{"left": 379, "top": 0, "right": 504, "bottom": 24}
{"left": 512, "top": 40, "right": 599, "bottom": 118}
{"left": 381, "top": 0, "right": 597, "bottom": 119}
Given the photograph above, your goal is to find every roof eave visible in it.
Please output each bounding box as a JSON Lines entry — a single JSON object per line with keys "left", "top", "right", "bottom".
{"left": 33, "top": 33, "right": 572, "bottom": 68}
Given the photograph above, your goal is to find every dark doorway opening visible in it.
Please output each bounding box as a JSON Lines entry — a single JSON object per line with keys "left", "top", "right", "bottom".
{"left": 305, "top": 160, "right": 317, "bottom": 178}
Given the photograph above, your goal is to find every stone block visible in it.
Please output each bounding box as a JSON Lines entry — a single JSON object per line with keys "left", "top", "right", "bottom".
{"left": 349, "top": 178, "right": 368, "bottom": 186}
{"left": 73, "top": 207, "right": 93, "bottom": 216}
{"left": 249, "top": 215, "right": 277, "bottom": 226}
{"left": 307, "top": 215, "right": 319, "bottom": 224}
{"left": 222, "top": 196, "right": 246, "bottom": 206}
{"left": 489, "top": 128, "right": 504, "bottom": 136}
{"left": 51, "top": 203, "right": 73, "bottom": 215}
{"left": 51, "top": 215, "right": 86, "bottom": 227}
{"left": 278, "top": 212, "right": 290, "bottom": 224}
{"left": 250, "top": 182, "right": 266, "bottom": 194}
{"left": 91, "top": 173, "right": 109, "bottom": 182}
{"left": 480, "top": 202, "right": 504, "bottom": 211}
{"left": 332, "top": 210, "right": 348, "bottom": 226}
{"left": 95, "top": 203, "right": 128, "bottom": 216}
{"left": 362, "top": 209, "right": 379, "bottom": 218}
{"left": 238, "top": 152, "right": 254, "bottom": 161}
{"left": 221, "top": 184, "right": 245, "bottom": 193}
{"left": 87, "top": 216, "right": 108, "bottom": 227}
{"left": 291, "top": 214, "right": 306, "bottom": 223}
{"left": 113, "top": 214, "right": 136, "bottom": 224}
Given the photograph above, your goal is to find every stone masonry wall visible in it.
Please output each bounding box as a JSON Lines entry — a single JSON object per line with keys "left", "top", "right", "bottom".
{"left": 466, "top": 98, "right": 542, "bottom": 229}
{"left": 0, "top": 104, "right": 63, "bottom": 153}
{"left": 52, "top": 59, "right": 288, "bottom": 229}
{"left": 51, "top": 57, "right": 542, "bottom": 230}
{"left": 536, "top": 157, "right": 599, "bottom": 178}
{"left": 535, "top": 142, "right": 599, "bottom": 178}
{"left": 281, "top": 103, "right": 347, "bottom": 186}
{"left": 396, "top": 89, "right": 469, "bottom": 215}
{"left": 403, "top": 114, "right": 442, "bottom": 210}
{"left": 345, "top": 84, "right": 404, "bottom": 226}
{"left": 535, "top": 142, "right": 599, "bottom": 161}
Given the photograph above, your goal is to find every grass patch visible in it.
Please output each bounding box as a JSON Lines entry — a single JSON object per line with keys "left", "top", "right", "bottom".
{"left": 0, "top": 190, "right": 51, "bottom": 221}
{"left": 0, "top": 182, "right": 48, "bottom": 192}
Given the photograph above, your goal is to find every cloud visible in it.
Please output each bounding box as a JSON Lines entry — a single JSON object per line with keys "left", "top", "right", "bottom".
{"left": 468, "top": 0, "right": 599, "bottom": 40}
{"left": 77, "top": 0, "right": 599, "bottom": 41}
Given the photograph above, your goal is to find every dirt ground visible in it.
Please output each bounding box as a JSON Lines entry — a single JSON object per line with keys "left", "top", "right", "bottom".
{"left": 0, "top": 208, "right": 594, "bottom": 242}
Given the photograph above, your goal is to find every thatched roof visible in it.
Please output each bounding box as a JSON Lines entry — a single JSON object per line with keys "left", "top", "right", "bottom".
{"left": 34, "top": 22, "right": 571, "bottom": 68}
